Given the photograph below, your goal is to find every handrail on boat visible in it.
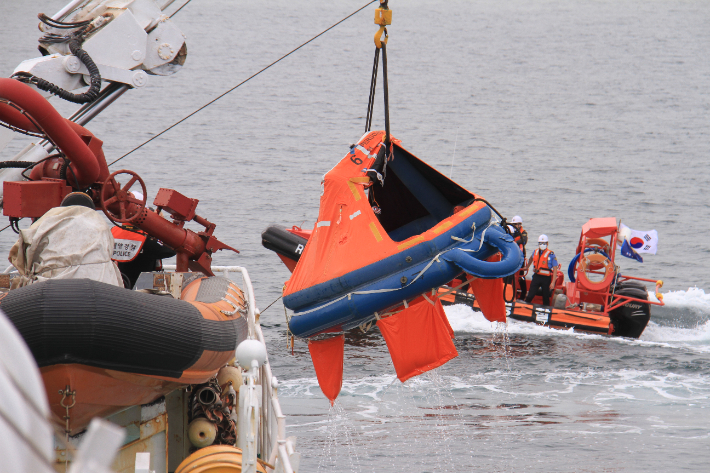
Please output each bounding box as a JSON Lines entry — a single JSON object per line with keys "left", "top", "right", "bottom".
{"left": 163, "top": 265, "right": 297, "bottom": 473}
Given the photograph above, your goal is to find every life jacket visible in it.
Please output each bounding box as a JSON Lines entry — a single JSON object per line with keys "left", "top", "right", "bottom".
{"left": 513, "top": 227, "right": 527, "bottom": 258}
{"left": 532, "top": 248, "right": 553, "bottom": 276}
{"left": 110, "top": 226, "right": 147, "bottom": 263}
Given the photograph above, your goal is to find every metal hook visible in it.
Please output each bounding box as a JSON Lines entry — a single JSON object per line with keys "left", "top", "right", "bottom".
{"left": 374, "top": 26, "right": 388, "bottom": 48}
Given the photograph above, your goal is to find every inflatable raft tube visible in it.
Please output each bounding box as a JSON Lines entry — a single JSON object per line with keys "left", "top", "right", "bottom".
{"left": 287, "top": 215, "right": 522, "bottom": 338}
{"left": 0, "top": 276, "right": 248, "bottom": 433}
{"left": 261, "top": 225, "right": 308, "bottom": 272}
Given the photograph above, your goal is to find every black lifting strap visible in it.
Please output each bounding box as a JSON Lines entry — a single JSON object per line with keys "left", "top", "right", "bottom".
{"left": 365, "top": 41, "right": 391, "bottom": 149}
{"left": 365, "top": 48, "right": 380, "bottom": 133}
{"left": 381, "top": 43, "right": 391, "bottom": 147}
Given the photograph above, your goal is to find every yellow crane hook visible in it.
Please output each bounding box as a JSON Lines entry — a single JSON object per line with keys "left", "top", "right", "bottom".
{"left": 374, "top": 0, "right": 392, "bottom": 49}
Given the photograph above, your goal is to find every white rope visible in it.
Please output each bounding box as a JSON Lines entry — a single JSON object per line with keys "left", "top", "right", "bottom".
{"left": 451, "top": 222, "right": 477, "bottom": 243}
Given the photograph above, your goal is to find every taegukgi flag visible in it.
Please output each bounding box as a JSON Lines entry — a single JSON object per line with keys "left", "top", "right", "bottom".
{"left": 618, "top": 223, "right": 658, "bottom": 254}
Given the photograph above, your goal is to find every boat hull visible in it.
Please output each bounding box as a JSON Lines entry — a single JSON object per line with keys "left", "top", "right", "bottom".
{"left": 438, "top": 287, "right": 651, "bottom": 338}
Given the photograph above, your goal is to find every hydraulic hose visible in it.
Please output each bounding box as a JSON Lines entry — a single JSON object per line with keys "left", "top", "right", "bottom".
{"left": 31, "top": 37, "right": 102, "bottom": 104}
{"left": 0, "top": 161, "right": 35, "bottom": 169}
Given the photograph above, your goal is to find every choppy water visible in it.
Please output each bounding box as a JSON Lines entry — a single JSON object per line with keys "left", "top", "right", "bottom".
{"left": 2, "top": 0, "right": 709, "bottom": 471}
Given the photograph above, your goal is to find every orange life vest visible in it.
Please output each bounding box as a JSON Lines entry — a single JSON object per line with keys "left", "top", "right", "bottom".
{"left": 513, "top": 227, "right": 526, "bottom": 257}
{"left": 532, "top": 248, "right": 553, "bottom": 276}
{"left": 111, "top": 226, "right": 147, "bottom": 262}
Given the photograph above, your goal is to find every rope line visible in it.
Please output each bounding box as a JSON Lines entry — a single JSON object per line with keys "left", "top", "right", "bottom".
{"left": 260, "top": 294, "right": 283, "bottom": 315}
{"left": 108, "top": 0, "right": 377, "bottom": 167}
{"left": 169, "top": 0, "right": 194, "bottom": 18}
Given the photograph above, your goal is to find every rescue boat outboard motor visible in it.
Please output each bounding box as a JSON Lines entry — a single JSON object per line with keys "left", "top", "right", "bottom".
{"left": 608, "top": 280, "right": 651, "bottom": 338}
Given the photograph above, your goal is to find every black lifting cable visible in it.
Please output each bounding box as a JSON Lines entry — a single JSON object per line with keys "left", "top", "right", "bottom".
{"left": 365, "top": 48, "right": 380, "bottom": 133}
{"left": 108, "top": 0, "right": 378, "bottom": 168}
{"left": 365, "top": 0, "right": 391, "bottom": 148}
{"left": 472, "top": 197, "right": 511, "bottom": 234}
{"left": 381, "top": 42, "right": 391, "bottom": 147}
{"left": 365, "top": 38, "right": 390, "bottom": 148}
{"left": 365, "top": 39, "right": 391, "bottom": 147}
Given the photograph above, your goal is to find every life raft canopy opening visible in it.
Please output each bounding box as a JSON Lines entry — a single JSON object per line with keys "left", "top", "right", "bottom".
{"left": 367, "top": 142, "right": 476, "bottom": 242}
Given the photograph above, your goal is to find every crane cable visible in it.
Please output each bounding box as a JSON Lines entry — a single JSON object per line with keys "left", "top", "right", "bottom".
{"left": 365, "top": 0, "right": 392, "bottom": 147}
{"left": 109, "top": 0, "right": 378, "bottom": 167}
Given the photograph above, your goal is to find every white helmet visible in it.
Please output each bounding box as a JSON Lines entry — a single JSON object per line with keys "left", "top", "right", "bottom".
{"left": 538, "top": 234, "right": 549, "bottom": 243}
{"left": 511, "top": 215, "right": 523, "bottom": 224}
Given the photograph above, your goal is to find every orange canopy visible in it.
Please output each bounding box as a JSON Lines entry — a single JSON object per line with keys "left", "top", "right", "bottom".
{"left": 581, "top": 218, "right": 617, "bottom": 239}
{"left": 284, "top": 131, "right": 388, "bottom": 296}
{"left": 284, "top": 131, "right": 478, "bottom": 299}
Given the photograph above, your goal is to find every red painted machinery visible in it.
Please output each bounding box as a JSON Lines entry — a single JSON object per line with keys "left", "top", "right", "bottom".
{"left": 0, "top": 78, "right": 236, "bottom": 275}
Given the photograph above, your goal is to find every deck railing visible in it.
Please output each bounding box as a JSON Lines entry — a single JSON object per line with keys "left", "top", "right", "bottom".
{"left": 164, "top": 265, "right": 298, "bottom": 473}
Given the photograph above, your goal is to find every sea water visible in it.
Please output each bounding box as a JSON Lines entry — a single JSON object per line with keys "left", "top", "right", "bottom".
{"left": 1, "top": 0, "right": 709, "bottom": 471}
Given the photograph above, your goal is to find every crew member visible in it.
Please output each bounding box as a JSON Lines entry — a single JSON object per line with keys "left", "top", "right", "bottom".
{"left": 9, "top": 192, "right": 122, "bottom": 287}
{"left": 111, "top": 223, "right": 176, "bottom": 289}
{"left": 110, "top": 192, "right": 176, "bottom": 289}
{"left": 509, "top": 215, "right": 528, "bottom": 299}
{"left": 523, "top": 234, "right": 559, "bottom": 306}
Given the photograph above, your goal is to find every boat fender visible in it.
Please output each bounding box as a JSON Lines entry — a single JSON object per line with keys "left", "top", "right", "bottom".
{"left": 217, "top": 366, "right": 243, "bottom": 393}
{"left": 175, "top": 445, "right": 267, "bottom": 473}
{"left": 577, "top": 253, "right": 615, "bottom": 291}
{"left": 188, "top": 417, "right": 217, "bottom": 448}
{"left": 236, "top": 339, "right": 267, "bottom": 370}
{"left": 442, "top": 231, "right": 523, "bottom": 279}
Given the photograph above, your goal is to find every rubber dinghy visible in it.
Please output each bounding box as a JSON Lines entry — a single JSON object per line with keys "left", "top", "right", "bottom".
{"left": 0, "top": 276, "right": 248, "bottom": 434}
{"left": 283, "top": 130, "right": 523, "bottom": 338}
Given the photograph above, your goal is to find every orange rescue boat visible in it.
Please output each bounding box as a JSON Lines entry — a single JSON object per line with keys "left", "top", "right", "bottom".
{"left": 438, "top": 218, "right": 665, "bottom": 338}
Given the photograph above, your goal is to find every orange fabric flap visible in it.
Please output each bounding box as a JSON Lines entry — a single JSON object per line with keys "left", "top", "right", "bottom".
{"left": 377, "top": 297, "right": 458, "bottom": 383}
{"left": 468, "top": 276, "right": 506, "bottom": 323}
{"left": 426, "top": 294, "right": 455, "bottom": 339}
{"left": 308, "top": 335, "right": 345, "bottom": 405}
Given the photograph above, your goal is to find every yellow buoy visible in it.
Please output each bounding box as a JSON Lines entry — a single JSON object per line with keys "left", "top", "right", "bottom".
{"left": 216, "top": 365, "right": 243, "bottom": 393}
{"left": 175, "top": 445, "right": 267, "bottom": 473}
{"left": 187, "top": 418, "right": 217, "bottom": 448}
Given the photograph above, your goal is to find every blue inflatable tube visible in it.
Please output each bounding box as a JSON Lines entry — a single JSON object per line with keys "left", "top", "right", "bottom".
{"left": 287, "top": 216, "right": 523, "bottom": 338}
{"left": 441, "top": 232, "right": 523, "bottom": 278}
{"left": 568, "top": 248, "right": 610, "bottom": 283}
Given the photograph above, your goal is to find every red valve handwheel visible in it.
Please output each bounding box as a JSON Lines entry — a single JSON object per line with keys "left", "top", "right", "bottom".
{"left": 100, "top": 169, "right": 147, "bottom": 224}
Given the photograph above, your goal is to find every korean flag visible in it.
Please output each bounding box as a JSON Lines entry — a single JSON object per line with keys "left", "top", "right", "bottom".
{"left": 618, "top": 223, "right": 658, "bottom": 255}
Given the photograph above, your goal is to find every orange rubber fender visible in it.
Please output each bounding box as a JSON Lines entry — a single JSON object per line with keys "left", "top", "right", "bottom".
{"left": 175, "top": 445, "right": 267, "bottom": 473}
{"left": 578, "top": 253, "right": 615, "bottom": 291}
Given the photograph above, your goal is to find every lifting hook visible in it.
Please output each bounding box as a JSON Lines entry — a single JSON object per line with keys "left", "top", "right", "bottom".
{"left": 374, "top": 0, "right": 392, "bottom": 49}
